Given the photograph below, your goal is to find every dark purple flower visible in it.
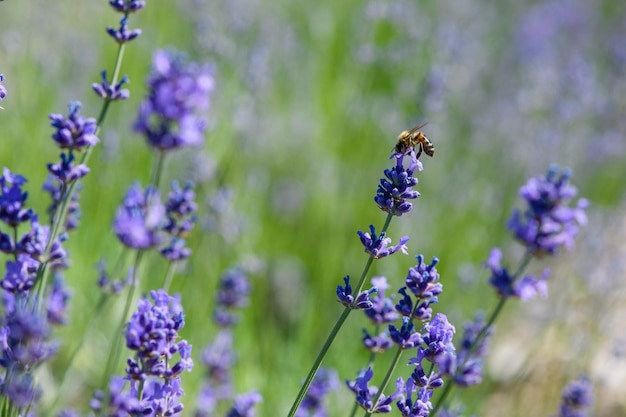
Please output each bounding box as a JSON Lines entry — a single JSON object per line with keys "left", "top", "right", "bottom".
{"left": 374, "top": 154, "right": 421, "bottom": 216}
{"left": 556, "top": 376, "right": 594, "bottom": 417}
{"left": 47, "top": 153, "right": 90, "bottom": 185}
{"left": 395, "top": 377, "right": 433, "bottom": 417}
{"left": 346, "top": 367, "right": 401, "bottom": 413}
{"left": 358, "top": 225, "right": 409, "bottom": 259}
{"left": 408, "top": 360, "right": 444, "bottom": 390}
{"left": 226, "top": 391, "right": 263, "bottom": 417}
{"left": 295, "top": 367, "right": 339, "bottom": 417}
{"left": 2, "top": 373, "right": 41, "bottom": 407}
{"left": 389, "top": 317, "right": 424, "bottom": 349}
{"left": 106, "top": 17, "right": 142, "bottom": 44}
{"left": 508, "top": 166, "right": 588, "bottom": 257}
{"left": 113, "top": 183, "right": 165, "bottom": 250}
{"left": 0, "top": 167, "right": 35, "bottom": 227}
{"left": 109, "top": 0, "right": 146, "bottom": 13}
{"left": 49, "top": 102, "right": 99, "bottom": 151}
{"left": 336, "top": 276, "right": 376, "bottom": 309}
{"left": 161, "top": 237, "right": 192, "bottom": 261}
{"left": 92, "top": 70, "right": 130, "bottom": 101}
{"left": 134, "top": 49, "right": 215, "bottom": 151}
{"left": 405, "top": 255, "right": 442, "bottom": 300}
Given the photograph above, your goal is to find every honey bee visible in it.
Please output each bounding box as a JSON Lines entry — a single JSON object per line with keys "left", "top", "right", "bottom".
{"left": 392, "top": 123, "right": 434, "bottom": 159}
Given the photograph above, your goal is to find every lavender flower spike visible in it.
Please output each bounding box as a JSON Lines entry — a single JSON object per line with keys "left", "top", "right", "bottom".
{"left": 555, "top": 376, "right": 594, "bottom": 417}
{"left": 508, "top": 166, "right": 588, "bottom": 257}
{"left": 358, "top": 225, "right": 409, "bottom": 259}
{"left": 49, "top": 102, "right": 99, "bottom": 151}
{"left": 375, "top": 155, "right": 420, "bottom": 216}
{"left": 0, "top": 73, "right": 7, "bottom": 108}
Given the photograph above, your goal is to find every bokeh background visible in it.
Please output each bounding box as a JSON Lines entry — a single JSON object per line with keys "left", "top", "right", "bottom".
{"left": 1, "top": 0, "right": 626, "bottom": 415}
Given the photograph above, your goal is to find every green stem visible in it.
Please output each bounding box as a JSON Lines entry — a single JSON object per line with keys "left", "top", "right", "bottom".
{"left": 101, "top": 249, "right": 144, "bottom": 389}
{"left": 151, "top": 149, "right": 166, "bottom": 190}
{"left": 286, "top": 213, "right": 395, "bottom": 417}
{"left": 430, "top": 250, "right": 533, "bottom": 416}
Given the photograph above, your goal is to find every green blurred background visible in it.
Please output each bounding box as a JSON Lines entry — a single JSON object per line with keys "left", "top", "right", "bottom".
{"left": 1, "top": 0, "right": 626, "bottom": 416}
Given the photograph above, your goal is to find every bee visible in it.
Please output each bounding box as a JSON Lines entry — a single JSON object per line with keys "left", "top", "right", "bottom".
{"left": 392, "top": 123, "right": 434, "bottom": 159}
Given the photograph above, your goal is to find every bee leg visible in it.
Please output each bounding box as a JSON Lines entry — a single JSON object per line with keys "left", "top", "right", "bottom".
{"left": 414, "top": 146, "right": 422, "bottom": 159}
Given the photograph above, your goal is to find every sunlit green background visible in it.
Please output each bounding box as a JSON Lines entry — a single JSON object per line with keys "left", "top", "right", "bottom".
{"left": 1, "top": 0, "right": 626, "bottom": 416}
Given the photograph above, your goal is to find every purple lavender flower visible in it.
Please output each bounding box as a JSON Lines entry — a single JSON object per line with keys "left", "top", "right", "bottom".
{"left": 362, "top": 329, "right": 394, "bottom": 353}
{"left": 1, "top": 256, "right": 37, "bottom": 294}
{"left": 0, "top": 74, "right": 7, "bottom": 106}
{"left": 134, "top": 49, "right": 215, "bottom": 151}
{"left": 213, "top": 268, "right": 252, "bottom": 326}
{"left": 92, "top": 70, "right": 130, "bottom": 101}
{"left": 0, "top": 168, "right": 35, "bottom": 228}
{"left": 1, "top": 373, "right": 41, "bottom": 407}
{"left": 555, "top": 376, "right": 594, "bottom": 417}
{"left": 405, "top": 255, "right": 442, "bottom": 300}
{"left": 17, "top": 217, "right": 68, "bottom": 268}
{"left": 508, "top": 166, "right": 588, "bottom": 257}
{"left": 109, "top": 0, "right": 146, "bottom": 13}
{"left": 374, "top": 154, "right": 420, "bottom": 216}
{"left": 43, "top": 176, "right": 81, "bottom": 232}
{"left": 49, "top": 102, "right": 99, "bottom": 151}
{"left": 89, "top": 376, "right": 144, "bottom": 416}
{"left": 365, "top": 277, "right": 400, "bottom": 325}
{"left": 226, "top": 391, "right": 263, "bottom": 417}
{"left": 389, "top": 317, "right": 424, "bottom": 349}
{"left": 346, "top": 367, "right": 401, "bottom": 413}
{"left": 124, "top": 289, "right": 192, "bottom": 414}
{"left": 96, "top": 260, "right": 131, "bottom": 295}
{"left": 106, "top": 17, "right": 142, "bottom": 44}
{"left": 336, "top": 276, "right": 376, "bottom": 309}
{"left": 47, "top": 153, "right": 90, "bottom": 185}
{"left": 419, "top": 313, "right": 456, "bottom": 364}
{"left": 46, "top": 274, "right": 73, "bottom": 325}
{"left": 395, "top": 377, "right": 433, "bottom": 417}
{"left": 485, "top": 247, "right": 549, "bottom": 300}
{"left": 295, "top": 367, "right": 339, "bottom": 417}
{"left": 358, "top": 225, "right": 409, "bottom": 259}
{"left": 160, "top": 181, "right": 197, "bottom": 261}
{"left": 113, "top": 183, "right": 165, "bottom": 250}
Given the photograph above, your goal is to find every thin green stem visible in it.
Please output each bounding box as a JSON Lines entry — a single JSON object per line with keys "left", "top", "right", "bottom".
{"left": 151, "top": 150, "right": 166, "bottom": 190}
{"left": 162, "top": 261, "right": 176, "bottom": 293}
{"left": 430, "top": 250, "right": 534, "bottom": 416}
{"left": 101, "top": 249, "right": 144, "bottom": 389}
{"left": 287, "top": 213, "right": 395, "bottom": 417}
{"left": 363, "top": 346, "right": 404, "bottom": 417}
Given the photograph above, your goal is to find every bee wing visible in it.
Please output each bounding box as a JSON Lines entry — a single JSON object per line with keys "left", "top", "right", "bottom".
{"left": 407, "top": 122, "right": 428, "bottom": 134}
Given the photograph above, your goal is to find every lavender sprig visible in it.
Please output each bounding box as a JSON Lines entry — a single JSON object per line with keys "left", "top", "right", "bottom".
{"left": 287, "top": 152, "right": 420, "bottom": 417}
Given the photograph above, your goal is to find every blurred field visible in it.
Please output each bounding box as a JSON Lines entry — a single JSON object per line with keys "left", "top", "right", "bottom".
{"left": 1, "top": 0, "right": 626, "bottom": 416}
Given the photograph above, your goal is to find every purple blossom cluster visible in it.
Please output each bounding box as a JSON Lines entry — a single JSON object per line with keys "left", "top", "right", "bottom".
{"left": 295, "top": 368, "right": 339, "bottom": 417}
{"left": 0, "top": 74, "right": 7, "bottom": 108}
{"left": 358, "top": 224, "right": 409, "bottom": 259}
{"left": 555, "top": 376, "right": 594, "bottom": 417}
{"left": 94, "top": 290, "right": 192, "bottom": 416}
{"left": 161, "top": 181, "right": 198, "bottom": 261}
{"left": 508, "top": 166, "right": 588, "bottom": 257}
{"left": 113, "top": 183, "right": 165, "bottom": 250}
{"left": 134, "top": 49, "right": 215, "bottom": 151}
{"left": 375, "top": 154, "right": 421, "bottom": 216}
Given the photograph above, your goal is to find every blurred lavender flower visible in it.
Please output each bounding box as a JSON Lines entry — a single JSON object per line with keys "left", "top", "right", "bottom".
{"left": 161, "top": 181, "right": 197, "bottom": 261}
{"left": 134, "top": 49, "right": 215, "bottom": 151}
{"left": 213, "top": 268, "right": 251, "bottom": 326}
{"left": 0, "top": 74, "right": 6, "bottom": 108}
{"left": 92, "top": 70, "right": 130, "bottom": 101}
{"left": 226, "top": 390, "right": 263, "bottom": 417}
{"left": 485, "top": 247, "right": 549, "bottom": 300}
{"left": 346, "top": 367, "right": 401, "bottom": 413}
{"left": 43, "top": 176, "right": 82, "bottom": 232}
{"left": 124, "top": 289, "right": 193, "bottom": 415}
{"left": 113, "top": 183, "right": 165, "bottom": 250}
{"left": 197, "top": 330, "right": 235, "bottom": 409}
{"left": 106, "top": 17, "right": 142, "bottom": 44}
{"left": 555, "top": 376, "right": 594, "bottom": 417}
{"left": 364, "top": 276, "right": 399, "bottom": 325}
{"left": 96, "top": 260, "right": 131, "bottom": 295}
{"left": 89, "top": 376, "right": 144, "bottom": 416}
{"left": 362, "top": 329, "right": 393, "bottom": 353}
{"left": 109, "top": 0, "right": 146, "bottom": 13}
{"left": 295, "top": 367, "right": 339, "bottom": 417}
{"left": 508, "top": 166, "right": 588, "bottom": 257}
{"left": 47, "top": 153, "right": 90, "bottom": 185}
{"left": 1, "top": 255, "right": 38, "bottom": 294}
{"left": 336, "top": 276, "right": 376, "bottom": 310}
{"left": 49, "top": 102, "right": 99, "bottom": 151}
{"left": 46, "top": 274, "right": 72, "bottom": 325}
{"left": 375, "top": 154, "right": 420, "bottom": 216}
{"left": 358, "top": 225, "right": 409, "bottom": 259}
